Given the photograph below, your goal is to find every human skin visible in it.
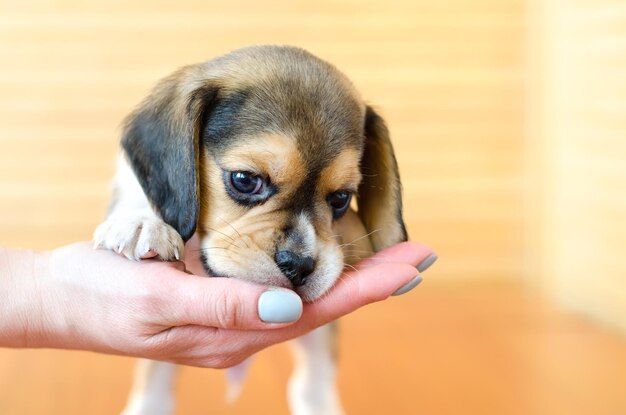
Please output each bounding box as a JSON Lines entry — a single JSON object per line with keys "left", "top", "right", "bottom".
{"left": 0, "top": 238, "right": 434, "bottom": 368}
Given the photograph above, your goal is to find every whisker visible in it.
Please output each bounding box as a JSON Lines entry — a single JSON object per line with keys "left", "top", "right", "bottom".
{"left": 339, "top": 246, "right": 373, "bottom": 254}
{"left": 343, "top": 263, "right": 359, "bottom": 274}
{"left": 205, "top": 227, "right": 236, "bottom": 243}
{"left": 339, "top": 265, "right": 362, "bottom": 299}
{"left": 227, "top": 236, "right": 249, "bottom": 250}
{"left": 337, "top": 242, "right": 357, "bottom": 249}
{"left": 204, "top": 227, "right": 249, "bottom": 251}
{"left": 216, "top": 216, "right": 250, "bottom": 249}
{"left": 193, "top": 246, "right": 230, "bottom": 252}
{"left": 343, "top": 229, "right": 380, "bottom": 247}
{"left": 342, "top": 252, "right": 372, "bottom": 260}
{"left": 211, "top": 234, "right": 238, "bottom": 248}
{"left": 194, "top": 252, "right": 231, "bottom": 260}
{"left": 316, "top": 284, "right": 335, "bottom": 308}
{"left": 217, "top": 217, "right": 242, "bottom": 238}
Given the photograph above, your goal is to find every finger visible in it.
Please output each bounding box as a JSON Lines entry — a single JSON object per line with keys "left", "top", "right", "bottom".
{"left": 237, "top": 261, "right": 420, "bottom": 346}
{"left": 164, "top": 275, "right": 303, "bottom": 330}
{"left": 300, "top": 262, "right": 420, "bottom": 327}
{"left": 356, "top": 241, "right": 437, "bottom": 272}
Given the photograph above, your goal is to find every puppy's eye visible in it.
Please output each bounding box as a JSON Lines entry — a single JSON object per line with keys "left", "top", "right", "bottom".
{"left": 230, "top": 171, "right": 264, "bottom": 194}
{"left": 327, "top": 190, "right": 352, "bottom": 219}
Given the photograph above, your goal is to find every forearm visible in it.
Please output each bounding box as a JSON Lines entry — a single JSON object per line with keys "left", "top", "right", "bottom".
{"left": 0, "top": 247, "right": 50, "bottom": 347}
{"left": 0, "top": 245, "right": 107, "bottom": 351}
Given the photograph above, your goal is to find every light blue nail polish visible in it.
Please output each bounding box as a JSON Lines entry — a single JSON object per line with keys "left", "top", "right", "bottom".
{"left": 392, "top": 275, "right": 423, "bottom": 296}
{"left": 258, "top": 290, "right": 303, "bottom": 323}
{"left": 417, "top": 254, "right": 438, "bottom": 273}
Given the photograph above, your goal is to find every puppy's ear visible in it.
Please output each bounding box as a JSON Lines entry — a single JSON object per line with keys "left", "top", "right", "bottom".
{"left": 121, "top": 70, "right": 217, "bottom": 242}
{"left": 357, "top": 106, "right": 408, "bottom": 251}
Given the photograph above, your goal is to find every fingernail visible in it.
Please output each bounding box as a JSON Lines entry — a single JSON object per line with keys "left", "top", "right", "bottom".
{"left": 392, "top": 275, "right": 423, "bottom": 296}
{"left": 417, "top": 254, "right": 438, "bottom": 273}
{"left": 258, "top": 290, "right": 303, "bottom": 323}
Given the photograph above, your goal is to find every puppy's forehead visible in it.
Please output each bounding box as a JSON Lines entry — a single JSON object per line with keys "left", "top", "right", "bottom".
{"left": 203, "top": 47, "right": 366, "bottom": 160}
{"left": 207, "top": 86, "right": 363, "bottom": 149}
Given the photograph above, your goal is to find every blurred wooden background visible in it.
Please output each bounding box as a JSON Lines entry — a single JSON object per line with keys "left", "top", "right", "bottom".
{"left": 0, "top": 0, "right": 525, "bottom": 281}
{"left": 526, "top": 0, "right": 626, "bottom": 335}
{"left": 1, "top": 0, "right": 625, "bottom": 414}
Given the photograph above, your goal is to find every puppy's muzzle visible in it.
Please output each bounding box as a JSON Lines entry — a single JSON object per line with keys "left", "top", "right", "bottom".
{"left": 275, "top": 250, "right": 315, "bottom": 287}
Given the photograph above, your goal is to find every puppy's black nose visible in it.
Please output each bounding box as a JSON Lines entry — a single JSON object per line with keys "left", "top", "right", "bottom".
{"left": 274, "top": 250, "right": 315, "bottom": 287}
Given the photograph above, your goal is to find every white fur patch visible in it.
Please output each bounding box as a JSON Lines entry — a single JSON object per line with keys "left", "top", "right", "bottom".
{"left": 294, "top": 212, "right": 317, "bottom": 256}
{"left": 121, "top": 360, "right": 177, "bottom": 415}
{"left": 94, "top": 214, "right": 184, "bottom": 261}
{"left": 288, "top": 325, "right": 345, "bottom": 415}
{"left": 93, "top": 156, "right": 184, "bottom": 261}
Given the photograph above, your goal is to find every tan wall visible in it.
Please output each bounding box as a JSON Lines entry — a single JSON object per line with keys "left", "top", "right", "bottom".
{"left": 0, "top": 0, "right": 525, "bottom": 282}
{"left": 527, "top": 0, "right": 626, "bottom": 332}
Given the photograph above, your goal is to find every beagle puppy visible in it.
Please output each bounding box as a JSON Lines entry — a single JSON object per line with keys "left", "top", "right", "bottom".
{"left": 94, "top": 45, "right": 407, "bottom": 415}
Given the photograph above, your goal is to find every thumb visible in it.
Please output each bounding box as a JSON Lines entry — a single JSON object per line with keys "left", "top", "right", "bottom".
{"left": 165, "top": 275, "right": 303, "bottom": 330}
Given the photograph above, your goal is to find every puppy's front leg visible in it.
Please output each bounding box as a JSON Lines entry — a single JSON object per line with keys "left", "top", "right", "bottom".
{"left": 288, "top": 323, "right": 345, "bottom": 415}
{"left": 94, "top": 157, "right": 184, "bottom": 414}
{"left": 93, "top": 156, "right": 185, "bottom": 261}
{"left": 121, "top": 359, "right": 178, "bottom": 415}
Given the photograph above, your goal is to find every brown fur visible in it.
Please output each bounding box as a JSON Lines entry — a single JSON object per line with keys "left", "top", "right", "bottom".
{"left": 118, "top": 45, "right": 407, "bottom": 301}
{"left": 358, "top": 107, "right": 408, "bottom": 250}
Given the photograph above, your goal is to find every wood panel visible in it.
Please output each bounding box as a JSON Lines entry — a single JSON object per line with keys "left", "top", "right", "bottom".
{"left": 526, "top": 0, "right": 626, "bottom": 333}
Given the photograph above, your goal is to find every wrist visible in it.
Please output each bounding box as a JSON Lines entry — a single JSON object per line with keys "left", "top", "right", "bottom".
{"left": 31, "top": 245, "right": 88, "bottom": 350}
{"left": 0, "top": 247, "right": 50, "bottom": 347}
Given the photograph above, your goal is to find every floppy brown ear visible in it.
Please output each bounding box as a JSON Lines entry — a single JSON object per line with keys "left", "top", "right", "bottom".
{"left": 357, "top": 106, "right": 408, "bottom": 251}
{"left": 121, "top": 69, "right": 217, "bottom": 242}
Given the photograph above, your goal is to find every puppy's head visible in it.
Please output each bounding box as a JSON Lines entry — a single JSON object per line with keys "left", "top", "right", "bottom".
{"left": 122, "top": 46, "right": 407, "bottom": 301}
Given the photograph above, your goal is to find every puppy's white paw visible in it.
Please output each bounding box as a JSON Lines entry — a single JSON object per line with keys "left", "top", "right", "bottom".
{"left": 94, "top": 216, "right": 184, "bottom": 261}
{"left": 288, "top": 374, "right": 346, "bottom": 415}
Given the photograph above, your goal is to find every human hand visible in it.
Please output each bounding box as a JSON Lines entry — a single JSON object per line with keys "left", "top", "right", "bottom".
{"left": 3, "top": 237, "right": 435, "bottom": 368}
